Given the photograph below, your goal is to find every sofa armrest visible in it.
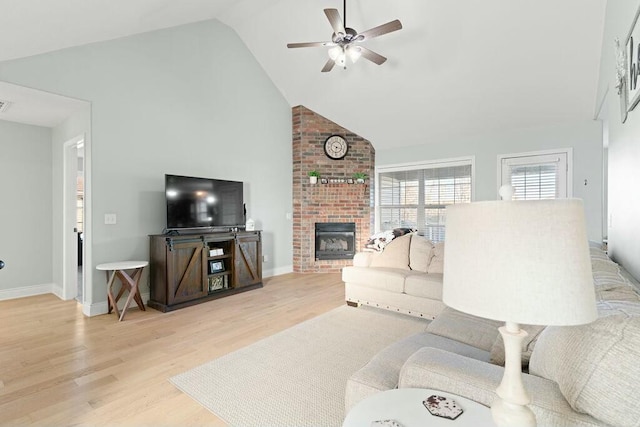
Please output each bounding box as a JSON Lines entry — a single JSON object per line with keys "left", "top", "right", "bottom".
{"left": 426, "top": 307, "right": 502, "bottom": 352}
{"left": 399, "top": 347, "right": 604, "bottom": 427}
{"left": 352, "top": 251, "right": 373, "bottom": 267}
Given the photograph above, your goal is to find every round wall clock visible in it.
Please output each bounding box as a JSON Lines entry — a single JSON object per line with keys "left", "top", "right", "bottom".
{"left": 324, "top": 135, "right": 348, "bottom": 160}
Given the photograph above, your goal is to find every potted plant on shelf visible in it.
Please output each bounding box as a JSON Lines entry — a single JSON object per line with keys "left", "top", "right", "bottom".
{"left": 308, "top": 170, "right": 320, "bottom": 184}
{"left": 353, "top": 172, "right": 368, "bottom": 184}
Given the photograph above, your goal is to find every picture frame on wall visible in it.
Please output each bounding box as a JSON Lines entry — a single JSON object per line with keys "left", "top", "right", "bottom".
{"left": 624, "top": 4, "right": 640, "bottom": 115}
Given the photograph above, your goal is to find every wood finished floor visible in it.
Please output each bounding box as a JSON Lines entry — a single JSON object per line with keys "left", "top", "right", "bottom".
{"left": 0, "top": 273, "right": 345, "bottom": 426}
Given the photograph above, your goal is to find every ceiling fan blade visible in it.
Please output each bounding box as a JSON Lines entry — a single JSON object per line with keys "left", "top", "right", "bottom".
{"left": 357, "top": 19, "right": 402, "bottom": 40}
{"left": 324, "top": 8, "right": 346, "bottom": 35}
{"left": 359, "top": 47, "right": 387, "bottom": 65}
{"left": 321, "top": 58, "right": 336, "bottom": 73}
{"left": 287, "top": 41, "right": 335, "bottom": 48}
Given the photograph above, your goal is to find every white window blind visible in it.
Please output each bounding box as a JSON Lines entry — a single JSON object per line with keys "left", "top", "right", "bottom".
{"left": 378, "top": 162, "right": 472, "bottom": 242}
{"left": 500, "top": 151, "right": 569, "bottom": 200}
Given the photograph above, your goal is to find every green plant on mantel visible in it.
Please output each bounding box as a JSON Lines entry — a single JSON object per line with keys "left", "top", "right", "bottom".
{"left": 352, "top": 172, "right": 368, "bottom": 181}
{"left": 308, "top": 170, "right": 321, "bottom": 177}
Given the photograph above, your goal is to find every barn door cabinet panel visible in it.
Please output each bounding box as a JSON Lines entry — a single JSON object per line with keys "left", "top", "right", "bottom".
{"left": 149, "top": 231, "right": 262, "bottom": 312}
{"left": 234, "top": 232, "right": 262, "bottom": 288}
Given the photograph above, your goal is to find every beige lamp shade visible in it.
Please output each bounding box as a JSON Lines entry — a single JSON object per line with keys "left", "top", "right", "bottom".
{"left": 442, "top": 199, "right": 597, "bottom": 326}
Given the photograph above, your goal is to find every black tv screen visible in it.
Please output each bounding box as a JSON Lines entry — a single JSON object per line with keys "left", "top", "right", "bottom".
{"left": 165, "top": 174, "right": 244, "bottom": 230}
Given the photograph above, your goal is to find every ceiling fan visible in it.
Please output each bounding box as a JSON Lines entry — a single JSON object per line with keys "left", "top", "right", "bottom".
{"left": 287, "top": 0, "right": 402, "bottom": 72}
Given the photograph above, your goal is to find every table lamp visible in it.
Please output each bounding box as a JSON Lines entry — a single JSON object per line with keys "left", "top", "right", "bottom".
{"left": 442, "top": 198, "right": 597, "bottom": 427}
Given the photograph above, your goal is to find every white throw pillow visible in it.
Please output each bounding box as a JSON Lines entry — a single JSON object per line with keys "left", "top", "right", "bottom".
{"left": 409, "top": 235, "right": 434, "bottom": 273}
{"left": 529, "top": 301, "right": 640, "bottom": 427}
{"left": 427, "top": 242, "right": 445, "bottom": 274}
{"left": 369, "top": 234, "right": 412, "bottom": 270}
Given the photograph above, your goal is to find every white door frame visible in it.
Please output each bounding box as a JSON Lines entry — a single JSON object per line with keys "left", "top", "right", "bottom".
{"left": 497, "top": 148, "right": 573, "bottom": 199}
{"left": 62, "top": 135, "right": 85, "bottom": 302}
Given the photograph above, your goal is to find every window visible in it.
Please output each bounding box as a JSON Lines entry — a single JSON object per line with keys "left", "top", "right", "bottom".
{"left": 376, "top": 158, "right": 474, "bottom": 241}
{"left": 499, "top": 150, "right": 571, "bottom": 200}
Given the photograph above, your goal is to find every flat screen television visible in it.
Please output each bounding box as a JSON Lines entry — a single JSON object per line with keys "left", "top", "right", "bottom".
{"left": 165, "top": 174, "right": 244, "bottom": 230}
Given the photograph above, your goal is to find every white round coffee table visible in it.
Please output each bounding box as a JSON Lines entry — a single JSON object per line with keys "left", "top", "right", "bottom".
{"left": 343, "top": 388, "right": 495, "bottom": 427}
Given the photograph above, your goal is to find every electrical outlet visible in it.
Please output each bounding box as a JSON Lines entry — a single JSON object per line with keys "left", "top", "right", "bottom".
{"left": 286, "top": 212, "right": 292, "bottom": 220}
{"left": 263, "top": 254, "right": 269, "bottom": 263}
{"left": 105, "top": 213, "right": 117, "bottom": 225}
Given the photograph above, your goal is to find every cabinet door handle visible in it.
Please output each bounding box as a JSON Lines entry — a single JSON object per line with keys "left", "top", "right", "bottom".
{"left": 0, "top": 260, "right": 5, "bottom": 270}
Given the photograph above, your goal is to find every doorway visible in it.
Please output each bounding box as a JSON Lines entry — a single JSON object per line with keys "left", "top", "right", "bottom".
{"left": 63, "top": 135, "right": 85, "bottom": 302}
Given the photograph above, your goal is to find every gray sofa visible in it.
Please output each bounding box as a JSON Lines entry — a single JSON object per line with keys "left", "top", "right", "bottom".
{"left": 345, "top": 244, "right": 640, "bottom": 427}
{"left": 342, "top": 233, "right": 446, "bottom": 319}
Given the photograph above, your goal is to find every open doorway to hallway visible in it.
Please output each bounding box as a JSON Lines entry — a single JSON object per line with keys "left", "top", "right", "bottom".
{"left": 64, "top": 134, "right": 86, "bottom": 304}
{"left": 75, "top": 139, "right": 85, "bottom": 302}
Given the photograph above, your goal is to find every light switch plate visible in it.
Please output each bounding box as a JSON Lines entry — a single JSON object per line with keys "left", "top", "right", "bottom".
{"left": 104, "top": 213, "right": 117, "bottom": 225}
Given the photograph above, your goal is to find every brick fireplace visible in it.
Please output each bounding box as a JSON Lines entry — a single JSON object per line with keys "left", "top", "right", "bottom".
{"left": 292, "top": 106, "right": 375, "bottom": 273}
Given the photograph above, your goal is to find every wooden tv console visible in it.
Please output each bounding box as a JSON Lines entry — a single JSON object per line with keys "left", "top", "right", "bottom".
{"left": 148, "top": 230, "right": 262, "bottom": 312}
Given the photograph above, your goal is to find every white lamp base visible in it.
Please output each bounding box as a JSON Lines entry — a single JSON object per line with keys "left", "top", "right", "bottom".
{"left": 491, "top": 322, "right": 536, "bottom": 427}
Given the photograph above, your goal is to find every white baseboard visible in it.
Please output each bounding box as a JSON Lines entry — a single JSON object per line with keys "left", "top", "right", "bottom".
{"left": 51, "top": 283, "right": 64, "bottom": 299}
{"left": 0, "top": 283, "right": 54, "bottom": 301}
{"left": 263, "top": 265, "right": 293, "bottom": 278}
{"left": 0, "top": 285, "right": 151, "bottom": 319}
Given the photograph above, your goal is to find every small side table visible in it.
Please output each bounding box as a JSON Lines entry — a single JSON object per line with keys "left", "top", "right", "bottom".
{"left": 343, "top": 388, "right": 495, "bottom": 427}
{"left": 96, "top": 261, "right": 148, "bottom": 321}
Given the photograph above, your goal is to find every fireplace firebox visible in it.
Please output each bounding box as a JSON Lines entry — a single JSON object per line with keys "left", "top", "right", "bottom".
{"left": 315, "top": 222, "right": 356, "bottom": 260}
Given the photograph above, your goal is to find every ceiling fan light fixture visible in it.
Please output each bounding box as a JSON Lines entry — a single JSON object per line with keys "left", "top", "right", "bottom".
{"left": 347, "top": 45, "right": 362, "bottom": 63}
{"left": 287, "top": 1, "right": 402, "bottom": 72}
{"left": 328, "top": 45, "right": 342, "bottom": 61}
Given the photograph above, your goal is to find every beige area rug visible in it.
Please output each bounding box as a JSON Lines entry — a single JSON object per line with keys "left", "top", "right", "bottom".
{"left": 170, "top": 305, "right": 429, "bottom": 427}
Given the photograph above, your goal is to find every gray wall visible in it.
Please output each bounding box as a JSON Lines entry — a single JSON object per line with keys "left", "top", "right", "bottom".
{"left": 376, "top": 120, "right": 603, "bottom": 242}
{"left": 597, "top": 0, "right": 640, "bottom": 280}
{"left": 0, "top": 19, "right": 293, "bottom": 312}
{"left": 0, "top": 120, "right": 53, "bottom": 292}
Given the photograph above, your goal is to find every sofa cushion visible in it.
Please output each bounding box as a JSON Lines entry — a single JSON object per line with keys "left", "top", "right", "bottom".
{"left": 592, "top": 270, "right": 631, "bottom": 291}
{"left": 409, "top": 235, "right": 434, "bottom": 273}
{"left": 595, "top": 285, "right": 640, "bottom": 303}
{"left": 489, "top": 324, "right": 546, "bottom": 368}
{"left": 589, "top": 246, "right": 610, "bottom": 261}
{"left": 591, "top": 258, "right": 621, "bottom": 274}
{"left": 399, "top": 347, "right": 603, "bottom": 427}
{"left": 427, "top": 242, "right": 445, "bottom": 274}
{"left": 529, "top": 301, "right": 640, "bottom": 427}
{"left": 342, "top": 266, "right": 407, "bottom": 293}
{"left": 404, "top": 273, "right": 443, "bottom": 300}
{"left": 369, "top": 234, "right": 412, "bottom": 270}
{"left": 426, "top": 307, "right": 501, "bottom": 352}
{"left": 345, "top": 331, "right": 491, "bottom": 412}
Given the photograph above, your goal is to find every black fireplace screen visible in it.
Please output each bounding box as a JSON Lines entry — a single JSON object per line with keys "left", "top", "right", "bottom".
{"left": 315, "top": 222, "right": 356, "bottom": 260}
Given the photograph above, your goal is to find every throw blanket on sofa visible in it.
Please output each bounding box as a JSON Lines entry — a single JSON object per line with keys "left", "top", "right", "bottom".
{"left": 365, "top": 228, "right": 416, "bottom": 252}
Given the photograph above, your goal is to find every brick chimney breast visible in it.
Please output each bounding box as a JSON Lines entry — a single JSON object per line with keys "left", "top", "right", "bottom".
{"left": 292, "top": 106, "right": 375, "bottom": 273}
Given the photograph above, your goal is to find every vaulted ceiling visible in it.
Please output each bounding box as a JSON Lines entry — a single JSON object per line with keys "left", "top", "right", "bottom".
{"left": 0, "top": 0, "right": 607, "bottom": 150}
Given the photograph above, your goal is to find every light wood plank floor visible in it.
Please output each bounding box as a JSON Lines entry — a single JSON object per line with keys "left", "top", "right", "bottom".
{"left": 0, "top": 273, "right": 345, "bottom": 426}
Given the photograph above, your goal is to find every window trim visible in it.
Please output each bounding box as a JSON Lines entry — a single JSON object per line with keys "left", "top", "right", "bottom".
{"left": 496, "top": 148, "right": 573, "bottom": 200}
{"left": 375, "top": 156, "right": 476, "bottom": 233}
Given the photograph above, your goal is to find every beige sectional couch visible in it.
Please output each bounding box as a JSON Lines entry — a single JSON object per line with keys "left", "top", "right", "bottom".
{"left": 342, "top": 233, "right": 446, "bottom": 319}
{"left": 345, "top": 243, "right": 640, "bottom": 427}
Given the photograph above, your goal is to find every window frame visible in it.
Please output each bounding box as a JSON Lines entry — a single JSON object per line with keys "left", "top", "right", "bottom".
{"left": 497, "top": 148, "right": 573, "bottom": 200}
{"left": 374, "top": 156, "right": 476, "bottom": 235}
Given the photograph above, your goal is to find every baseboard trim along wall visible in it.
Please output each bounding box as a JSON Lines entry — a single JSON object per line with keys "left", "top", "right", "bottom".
{"left": 263, "top": 265, "right": 293, "bottom": 278}
{"left": 0, "top": 283, "right": 54, "bottom": 301}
